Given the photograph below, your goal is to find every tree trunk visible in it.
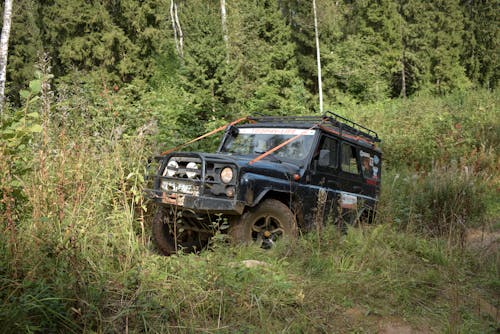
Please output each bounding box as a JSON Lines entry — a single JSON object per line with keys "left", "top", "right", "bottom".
{"left": 0, "top": 0, "right": 13, "bottom": 114}
{"left": 220, "top": 0, "right": 228, "bottom": 61}
{"left": 401, "top": 47, "right": 407, "bottom": 98}
{"left": 313, "top": 0, "right": 323, "bottom": 114}
{"left": 399, "top": 1, "right": 407, "bottom": 98}
{"left": 170, "top": 0, "right": 183, "bottom": 57}
{"left": 174, "top": 2, "right": 183, "bottom": 57}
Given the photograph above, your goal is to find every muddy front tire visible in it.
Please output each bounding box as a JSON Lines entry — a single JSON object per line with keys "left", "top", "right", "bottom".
{"left": 229, "top": 199, "right": 297, "bottom": 249}
{"left": 152, "top": 207, "right": 210, "bottom": 256}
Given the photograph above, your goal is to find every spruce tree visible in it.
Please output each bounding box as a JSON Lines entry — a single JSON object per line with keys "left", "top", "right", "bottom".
{"left": 39, "top": 0, "right": 169, "bottom": 86}
{"left": 223, "top": 0, "right": 309, "bottom": 115}
{"left": 325, "top": 0, "right": 397, "bottom": 102}
{"left": 426, "top": 0, "right": 470, "bottom": 94}
{"left": 461, "top": 0, "right": 499, "bottom": 89}
{"left": 5, "top": 0, "right": 42, "bottom": 106}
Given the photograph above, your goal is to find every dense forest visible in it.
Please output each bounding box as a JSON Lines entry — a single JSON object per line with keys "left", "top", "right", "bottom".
{"left": 0, "top": 0, "right": 499, "bottom": 333}
{"left": 3, "top": 1, "right": 499, "bottom": 126}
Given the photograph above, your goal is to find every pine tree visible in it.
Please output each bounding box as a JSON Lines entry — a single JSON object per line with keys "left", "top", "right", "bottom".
{"left": 178, "top": 1, "right": 226, "bottom": 111}
{"left": 426, "top": 0, "right": 470, "bottom": 94}
{"left": 324, "top": 0, "right": 397, "bottom": 102}
{"left": 39, "top": 0, "right": 170, "bottom": 86}
{"left": 396, "top": 0, "right": 433, "bottom": 96}
{"left": 281, "top": 0, "right": 318, "bottom": 96}
{"left": 5, "top": 0, "right": 42, "bottom": 106}
{"left": 224, "top": 0, "right": 309, "bottom": 114}
{"left": 461, "top": 0, "right": 499, "bottom": 89}
{"left": 172, "top": 0, "right": 309, "bottom": 130}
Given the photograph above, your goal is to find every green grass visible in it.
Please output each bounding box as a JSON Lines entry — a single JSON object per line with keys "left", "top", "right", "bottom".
{"left": 3, "top": 223, "right": 497, "bottom": 333}
{"left": 328, "top": 89, "right": 500, "bottom": 171}
{"left": 0, "top": 89, "right": 498, "bottom": 333}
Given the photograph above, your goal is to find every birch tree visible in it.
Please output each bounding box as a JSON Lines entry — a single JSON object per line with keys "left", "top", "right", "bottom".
{"left": 0, "top": 0, "right": 13, "bottom": 113}
{"left": 313, "top": 0, "right": 323, "bottom": 113}
{"left": 220, "top": 0, "right": 228, "bottom": 60}
{"left": 170, "top": 0, "right": 183, "bottom": 57}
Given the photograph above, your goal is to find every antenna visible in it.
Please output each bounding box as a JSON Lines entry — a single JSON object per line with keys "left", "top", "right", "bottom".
{"left": 313, "top": 0, "right": 323, "bottom": 114}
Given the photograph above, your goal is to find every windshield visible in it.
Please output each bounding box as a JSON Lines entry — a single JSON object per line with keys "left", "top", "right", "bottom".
{"left": 220, "top": 127, "right": 316, "bottom": 161}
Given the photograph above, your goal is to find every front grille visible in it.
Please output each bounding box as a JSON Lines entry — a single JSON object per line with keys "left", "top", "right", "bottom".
{"left": 158, "top": 154, "right": 237, "bottom": 198}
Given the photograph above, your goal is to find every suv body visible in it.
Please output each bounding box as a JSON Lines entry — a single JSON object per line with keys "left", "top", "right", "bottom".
{"left": 147, "top": 112, "right": 381, "bottom": 255}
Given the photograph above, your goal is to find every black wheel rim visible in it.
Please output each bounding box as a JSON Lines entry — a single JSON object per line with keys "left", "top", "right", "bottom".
{"left": 251, "top": 214, "right": 285, "bottom": 249}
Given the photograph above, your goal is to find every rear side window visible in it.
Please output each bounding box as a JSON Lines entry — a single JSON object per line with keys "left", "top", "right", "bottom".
{"left": 360, "top": 150, "right": 380, "bottom": 179}
{"left": 341, "top": 143, "right": 359, "bottom": 174}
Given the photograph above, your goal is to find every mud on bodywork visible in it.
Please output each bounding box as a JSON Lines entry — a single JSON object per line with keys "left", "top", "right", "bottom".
{"left": 147, "top": 152, "right": 244, "bottom": 214}
{"left": 146, "top": 112, "right": 382, "bottom": 255}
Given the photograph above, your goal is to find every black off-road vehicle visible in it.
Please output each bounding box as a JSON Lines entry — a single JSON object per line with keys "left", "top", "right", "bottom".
{"left": 147, "top": 112, "right": 381, "bottom": 255}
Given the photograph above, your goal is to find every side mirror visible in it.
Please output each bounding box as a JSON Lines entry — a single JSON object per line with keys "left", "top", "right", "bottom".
{"left": 318, "top": 149, "right": 330, "bottom": 167}
{"left": 226, "top": 125, "right": 239, "bottom": 137}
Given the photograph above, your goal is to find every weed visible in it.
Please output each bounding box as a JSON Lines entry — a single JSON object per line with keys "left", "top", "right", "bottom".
{"left": 379, "top": 166, "right": 488, "bottom": 243}
{"left": 0, "top": 89, "right": 498, "bottom": 333}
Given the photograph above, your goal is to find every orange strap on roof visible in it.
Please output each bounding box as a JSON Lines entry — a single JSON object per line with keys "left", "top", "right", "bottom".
{"left": 249, "top": 121, "right": 324, "bottom": 165}
{"left": 161, "top": 116, "right": 249, "bottom": 156}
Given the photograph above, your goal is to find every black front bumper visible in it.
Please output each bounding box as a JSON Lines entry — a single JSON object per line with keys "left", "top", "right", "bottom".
{"left": 146, "top": 189, "right": 245, "bottom": 215}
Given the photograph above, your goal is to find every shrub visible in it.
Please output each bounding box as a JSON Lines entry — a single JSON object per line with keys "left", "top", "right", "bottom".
{"left": 328, "top": 88, "right": 499, "bottom": 170}
{"left": 379, "top": 166, "right": 488, "bottom": 242}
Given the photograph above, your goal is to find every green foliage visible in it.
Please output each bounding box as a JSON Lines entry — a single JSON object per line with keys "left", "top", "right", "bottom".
{"left": 379, "top": 167, "right": 488, "bottom": 240}
{"left": 222, "top": 0, "right": 310, "bottom": 115}
{"left": 323, "top": 36, "right": 391, "bottom": 103}
{"left": 0, "top": 119, "right": 152, "bottom": 331}
{"left": 0, "top": 0, "right": 499, "bottom": 331}
{"left": 0, "top": 86, "right": 498, "bottom": 332}
{"left": 5, "top": 0, "right": 498, "bottom": 110}
{"left": 461, "top": 0, "right": 499, "bottom": 89}
{"left": 40, "top": 0, "right": 170, "bottom": 84}
{"left": 6, "top": 0, "right": 42, "bottom": 105}
{"left": 425, "top": 0, "right": 471, "bottom": 94}
{"left": 0, "top": 75, "right": 44, "bottom": 221}
{"left": 329, "top": 89, "right": 499, "bottom": 170}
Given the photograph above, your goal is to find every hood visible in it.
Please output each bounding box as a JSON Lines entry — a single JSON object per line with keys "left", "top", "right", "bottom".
{"left": 197, "top": 152, "right": 304, "bottom": 180}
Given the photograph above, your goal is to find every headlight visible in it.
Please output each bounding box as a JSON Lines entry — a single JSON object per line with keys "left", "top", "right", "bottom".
{"left": 186, "top": 161, "right": 199, "bottom": 179}
{"left": 220, "top": 167, "right": 233, "bottom": 183}
{"left": 163, "top": 160, "right": 179, "bottom": 177}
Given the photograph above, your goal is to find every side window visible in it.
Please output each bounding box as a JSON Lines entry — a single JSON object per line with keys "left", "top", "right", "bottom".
{"left": 360, "top": 150, "right": 380, "bottom": 179}
{"left": 316, "top": 136, "right": 338, "bottom": 172}
{"left": 341, "top": 143, "right": 359, "bottom": 174}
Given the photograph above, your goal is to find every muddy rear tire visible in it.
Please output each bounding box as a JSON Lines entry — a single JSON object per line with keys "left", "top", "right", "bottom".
{"left": 230, "top": 199, "right": 297, "bottom": 249}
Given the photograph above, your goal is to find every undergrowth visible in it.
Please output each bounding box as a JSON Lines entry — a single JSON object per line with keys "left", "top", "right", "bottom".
{"left": 330, "top": 89, "right": 499, "bottom": 170}
{"left": 379, "top": 166, "right": 489, "bottom": 242}
{"left": 0, "top": 89, "right": 498, "bottom": 333}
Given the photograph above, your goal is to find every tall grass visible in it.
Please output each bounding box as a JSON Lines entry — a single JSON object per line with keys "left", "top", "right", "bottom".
{"left": 329, "top": 88, "right": 500, "bottom": 170}
{"left": 0, "top": 89, "right": 498, "bottom": 332}
{"left": 379, "top": 166, "right": 489, "bottom": 243}
{"left": 0, "top": 121, "right": 152, "bottom": 332}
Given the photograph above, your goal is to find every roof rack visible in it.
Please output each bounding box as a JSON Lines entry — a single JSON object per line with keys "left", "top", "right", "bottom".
{"left": 248, "top": 111, "right": 380, "bottom": 143}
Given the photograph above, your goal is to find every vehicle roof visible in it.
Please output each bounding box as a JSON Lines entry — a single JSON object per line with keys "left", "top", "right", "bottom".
{"left": 240, "top": 112, "right": 381, "bottom": 151}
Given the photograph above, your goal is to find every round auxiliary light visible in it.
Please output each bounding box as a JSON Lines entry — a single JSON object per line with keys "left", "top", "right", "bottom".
{"left": 164, "top": 159, "right": 179, "bottom": 177}
{"left": 220, "top": 167, "right": 234, "bottom": 184}
{"left": 186, "top": 162, "right": 199, "bottom": 179}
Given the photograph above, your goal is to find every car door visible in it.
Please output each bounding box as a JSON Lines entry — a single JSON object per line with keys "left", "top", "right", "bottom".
{"left": 338, "top": 142, "right": 363, "bottom": 195}
{"left": 311, "top": 135, "right": 339, "bottom": 188}
{"left": 305, "top": 135, "right": 340, "bottom": 225}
